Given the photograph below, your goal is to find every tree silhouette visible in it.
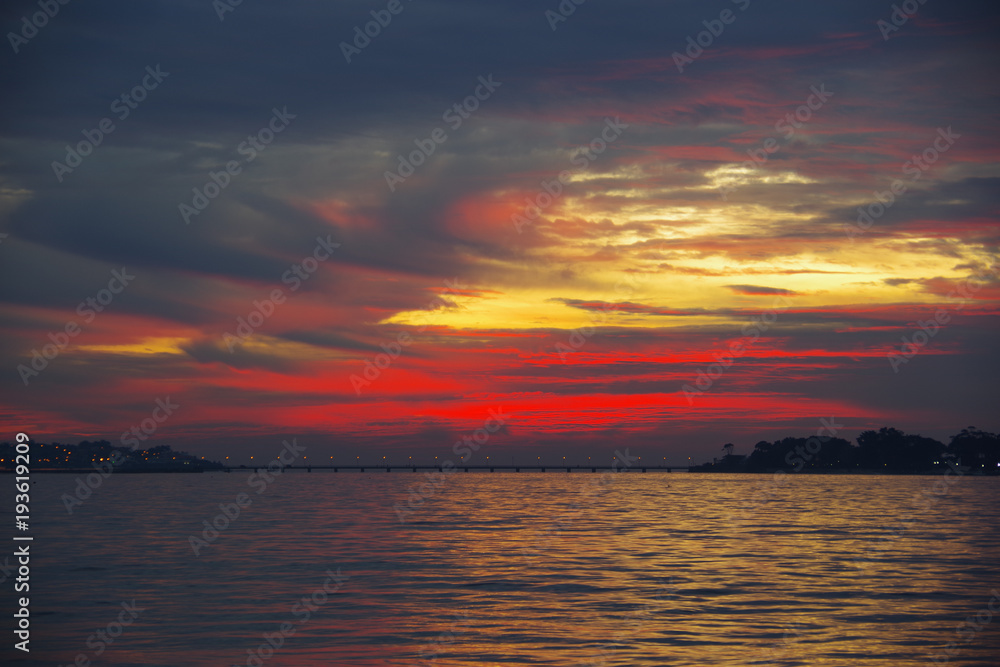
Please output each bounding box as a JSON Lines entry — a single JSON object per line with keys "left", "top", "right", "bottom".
{"left": 856, "top": 427, "right": 944, "bottom": 470}
{"left": 949, "top": 427, "right": 1000, "bottom": 470}
{"left": 692, "top": 426, "right": 972, "bottom": 473}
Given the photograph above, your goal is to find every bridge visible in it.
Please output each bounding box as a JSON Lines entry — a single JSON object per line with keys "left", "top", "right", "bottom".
{"left": 16, "top": 464, "right": 692, "bottom": 474}
{"left": 224, "top": 465, "right": 691, "bottom": 473}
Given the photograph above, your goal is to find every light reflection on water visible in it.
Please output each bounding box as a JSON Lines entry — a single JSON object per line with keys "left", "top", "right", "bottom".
{"left": 6, "top": 471, "right": 999, "bottom": 666}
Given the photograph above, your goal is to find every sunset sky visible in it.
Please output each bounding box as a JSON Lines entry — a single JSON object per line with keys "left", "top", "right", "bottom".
{"left": 1, "top": 0, "right": 998, "bottom": 463}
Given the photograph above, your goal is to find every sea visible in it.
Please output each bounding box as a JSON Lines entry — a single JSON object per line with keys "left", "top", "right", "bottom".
{"left": 4, "top": 470, "right": 999, "bottom": 666}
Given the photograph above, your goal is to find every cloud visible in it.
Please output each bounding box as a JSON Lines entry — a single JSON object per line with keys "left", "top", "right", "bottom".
{"left": 726, "top": 285, "right": 800, "bottom": 296}
{"left": 0, "top": 0, "right": 997, "bottom": 458}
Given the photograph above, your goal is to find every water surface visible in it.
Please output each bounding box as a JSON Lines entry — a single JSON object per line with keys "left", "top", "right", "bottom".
{"left": 5, "top": 471, "right": 999, "bottom": 665}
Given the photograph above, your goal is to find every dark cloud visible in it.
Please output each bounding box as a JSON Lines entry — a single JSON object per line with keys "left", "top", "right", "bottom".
{"left": 1, "top": 0, "right": 997, "bottom": 456}
{"left": 726, "top": 284, "right": 800, "bottom": 296}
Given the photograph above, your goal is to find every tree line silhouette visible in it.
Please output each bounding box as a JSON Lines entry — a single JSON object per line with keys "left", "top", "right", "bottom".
{"left": 692, "top": 427, "right": 1000, "bottom": 474}
{"left": 4, "top": 428, "right": 998, "bottom": 474}
{"left": 0, "top": 440, "right": 223, "bottom": 471}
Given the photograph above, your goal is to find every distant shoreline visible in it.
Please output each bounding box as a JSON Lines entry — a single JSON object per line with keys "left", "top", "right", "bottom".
{"left": 687, "top": 468, "right": 998, "bottom": 476}
{"left": 3, "top": 467, "right": 995, "bottom": 476}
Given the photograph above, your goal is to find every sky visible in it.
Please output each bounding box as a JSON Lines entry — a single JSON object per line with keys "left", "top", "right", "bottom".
{"left": 1, "top": 0, "right": 998, "bottom": 465}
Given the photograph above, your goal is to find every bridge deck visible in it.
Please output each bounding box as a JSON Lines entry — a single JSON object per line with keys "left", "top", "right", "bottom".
{"left": 223, "top": 465, "right": 690, "bottom": 473}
